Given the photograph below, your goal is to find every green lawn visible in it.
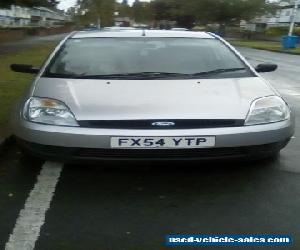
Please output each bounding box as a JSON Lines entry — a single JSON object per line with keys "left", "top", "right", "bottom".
{"left": 0, "top": 43, "right": 55, "bottom": 133}
{"left": 230, "top": 40, "right": 300, "bottom": 55}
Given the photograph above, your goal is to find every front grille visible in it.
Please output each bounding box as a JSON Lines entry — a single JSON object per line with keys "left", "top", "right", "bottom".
{"left": 78, "top": 119, "right": 244, "bottom": 129}
{"left": 77, "top": 147, "right": 247, "bottom": 159}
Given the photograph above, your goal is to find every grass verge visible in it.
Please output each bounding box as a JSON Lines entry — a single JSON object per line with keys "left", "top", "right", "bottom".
{"left": 231, "top": 40, "right": 300, "bottom": 55}
{"left": 0, "top": 43, "right": 55, "bottom": 136}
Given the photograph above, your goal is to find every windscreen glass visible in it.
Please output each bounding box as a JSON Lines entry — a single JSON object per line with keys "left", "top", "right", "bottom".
{"left": 45, "top": 37, "right": 253, "bottom": 79}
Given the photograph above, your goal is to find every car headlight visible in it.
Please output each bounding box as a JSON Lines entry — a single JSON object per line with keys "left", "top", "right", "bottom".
{"left": 245, "top": 96, "right": 290, "bottom": 126}
{"left": 25, "top": 97, "right": 78, "bottom": 126}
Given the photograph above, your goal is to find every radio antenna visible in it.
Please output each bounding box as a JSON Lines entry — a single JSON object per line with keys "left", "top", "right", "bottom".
{"left": 142, "top": 28, "right": 146, "bottom": 36}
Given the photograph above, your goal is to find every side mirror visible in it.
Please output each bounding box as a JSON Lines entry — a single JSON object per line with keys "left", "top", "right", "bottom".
{"left": 255, "top": 63, "right": 278, "bottom": 73}
{"left": 10, "top": 64, "right": 40, "bottom": 74}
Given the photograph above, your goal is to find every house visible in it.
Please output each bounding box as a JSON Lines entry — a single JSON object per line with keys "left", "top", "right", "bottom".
{"left": 30, "top": 7, "right": 70, "bottom": 27}
{"left": 243, "top": 0, "right": 300, "bottom": 31}
{"left": 0, "top": 5, "right": 70, "bottom": 28}
{"left": 0, "top": 5, "right": 31, "bottom": 27}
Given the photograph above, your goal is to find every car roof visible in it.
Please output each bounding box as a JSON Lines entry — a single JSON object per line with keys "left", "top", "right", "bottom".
{"left": 72, "top": 30, "right": 214, "bottom": 39}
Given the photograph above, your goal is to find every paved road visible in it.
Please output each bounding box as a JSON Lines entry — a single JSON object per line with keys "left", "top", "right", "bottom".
{"left": 0, "top": 47, "right": 300, "bottom": 250}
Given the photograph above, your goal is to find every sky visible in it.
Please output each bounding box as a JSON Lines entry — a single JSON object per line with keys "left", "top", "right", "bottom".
{"left": 58, "top": 0, "right": 151, "bottom": 11}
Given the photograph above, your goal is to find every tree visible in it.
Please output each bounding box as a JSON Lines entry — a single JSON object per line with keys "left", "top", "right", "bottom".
{"left": 132, "top": 0, "right": 151, "bottom": 23}
{"left": 0, "top": 0, "right": 59, "bottom": 8}
{"left": 77, "top": 0, "right": 115, "bottom": 27}
{"left": 190, "top": 0, "right": 276, "bottom": 34}
{"left": 150, "top": 0, "right": 195, "bottom": 28}
{"left": 74, "top": 0, "right": 276, "bottom": 29}
{"left": 116, "top": 0, "right": 132, "bottom": 19}
{"left": 190, "top": 0, "right": 275, "bottom": 24}
{"left": 150, "top": 0, "right": 173, "bottom": 21}
{"left": 149, "top": 0, "right": 276, "bottom": 30}
{"left": 121, "top": 0, "right": 128, "bottom": 5}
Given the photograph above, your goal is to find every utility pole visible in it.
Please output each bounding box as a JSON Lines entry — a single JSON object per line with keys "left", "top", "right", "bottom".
{"left": 288, "top": 0, "right": 299, "bottom": 36}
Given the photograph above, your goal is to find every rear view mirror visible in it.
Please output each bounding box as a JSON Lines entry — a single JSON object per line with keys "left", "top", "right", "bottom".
{"left": 255, "top": 63, "right": 278, "bottom": 73}
{"left": 10, "top": 64, "right": 40, "bottom": 74}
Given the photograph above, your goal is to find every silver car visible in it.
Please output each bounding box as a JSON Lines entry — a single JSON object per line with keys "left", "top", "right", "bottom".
{"left": 11, "top": 30, "right": 295, "bottom": 161}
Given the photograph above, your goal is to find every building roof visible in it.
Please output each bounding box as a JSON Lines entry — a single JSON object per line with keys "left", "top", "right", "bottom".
{"left": 278, "top": 0, "right": 297, "bottom": 7}
{"left": 33, "top": 6, "right": 64, "bottom": 15}
{"left": 72, "top": 30, "right": 214, "bottom": 39}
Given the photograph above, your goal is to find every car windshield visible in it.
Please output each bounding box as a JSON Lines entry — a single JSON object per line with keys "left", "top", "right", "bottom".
{"left": 44, "top": 37, "right": 253, "bottom": 79}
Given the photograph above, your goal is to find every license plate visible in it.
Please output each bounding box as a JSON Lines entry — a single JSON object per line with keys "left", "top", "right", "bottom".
{"left": 111, "top": 136, "right": 215, "bottom": 149}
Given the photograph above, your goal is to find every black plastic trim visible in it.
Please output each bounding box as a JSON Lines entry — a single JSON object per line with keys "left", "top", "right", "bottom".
{"left": 77, "top": 119, "right": 245, "bottom": 130}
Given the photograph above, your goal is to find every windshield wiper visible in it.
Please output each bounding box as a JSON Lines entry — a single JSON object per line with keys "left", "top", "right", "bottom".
{"left": 44, "top": 69, "right": 247, "bottom": 79}
{"left": 188, "top": 68, "right": 247, "bottom": 78}
{"left": 44, "top": 72, "right": 87, "bottom": 79}
{"left": 74, "top": 72, "right": 188, "bottom": 79}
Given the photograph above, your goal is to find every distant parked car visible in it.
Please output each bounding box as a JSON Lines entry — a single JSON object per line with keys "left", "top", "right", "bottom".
{"left": 11, "top": 30, "right": 294, "bottom": 162}
{"left": 102, "top": 26, "right": 136, "bottom": 31}
{"left": 171, "top": 28, "right": 189, "bottom": 31}
{"left": 81, "top": 25, "right": 100, "bottom": 31}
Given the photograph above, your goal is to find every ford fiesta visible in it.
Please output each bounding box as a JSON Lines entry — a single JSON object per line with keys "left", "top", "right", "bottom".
{"left": 11, "top": 30, "right": 295, "bottom": 161}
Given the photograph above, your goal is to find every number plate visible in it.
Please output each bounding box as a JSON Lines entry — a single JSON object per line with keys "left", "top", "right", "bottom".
{"left": 111, "top": 136, "right": 215, "bottom": 149}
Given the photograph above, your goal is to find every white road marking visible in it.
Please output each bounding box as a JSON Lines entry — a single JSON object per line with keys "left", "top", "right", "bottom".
{"left": 5, "top": 162, "right": 63, "bottom": 250}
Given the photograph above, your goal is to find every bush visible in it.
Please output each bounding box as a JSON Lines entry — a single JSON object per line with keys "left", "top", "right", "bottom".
{"left": 266, "top": 26, "right": 300, "bottom": 36}
{"left": 294, "top": 27, "right": 300, "bottom": 36}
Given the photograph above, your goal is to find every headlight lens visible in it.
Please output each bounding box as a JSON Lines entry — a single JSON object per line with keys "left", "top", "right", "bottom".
{"left": 25, "top": 97, "right": 78, "bottom": 126}
{"left": 245, "top": 96, "right": 290, "bottom": 126}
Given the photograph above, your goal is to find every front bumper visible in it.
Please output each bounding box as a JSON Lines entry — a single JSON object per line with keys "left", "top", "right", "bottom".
{"left": 13, "top": 117, "right": 294, "bottom": 148}
{"left": 13, "top": 114, "right": 295, "bottom": 161}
